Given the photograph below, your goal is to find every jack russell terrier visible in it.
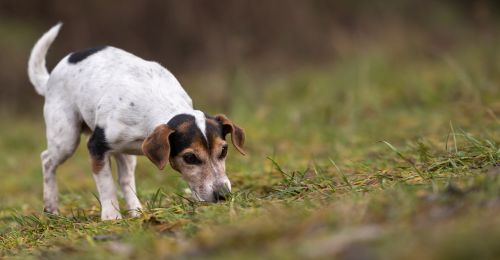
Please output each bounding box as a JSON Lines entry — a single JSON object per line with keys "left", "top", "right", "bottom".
{"left": 28, "top": 23, "right": 245, "bottom": 220}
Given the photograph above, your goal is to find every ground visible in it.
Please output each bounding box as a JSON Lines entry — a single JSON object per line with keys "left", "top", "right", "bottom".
{"left": 0, "top": 42, "right": 499, "bottom": 259}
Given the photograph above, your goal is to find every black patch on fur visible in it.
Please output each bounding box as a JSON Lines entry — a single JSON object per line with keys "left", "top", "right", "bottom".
{"left": 167, "top": 114, "right": 206, "bottom": 157}
{"left": 87, "top": 126, "right": 110, "bottom": 161}
{"left": 205, "top": 119, "right": 223, "bottom": 148}
{"left": 68, "top": 46, "right": 107, "bottom": 64}
{"left": 213, "top": 190, "right": 227, "bottom": 201}
{"left": 167, "top": 114, "right": 195, "bottom": 129}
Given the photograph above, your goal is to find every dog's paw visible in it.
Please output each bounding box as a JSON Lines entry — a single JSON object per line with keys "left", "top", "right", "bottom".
{"left": 101, "top": 209, "right": 122, "bottom": 221}
{"left": 128, "top": 208, "right": 143, "bottom": 218}
{"left": 43, "top": 206, "right": 59, "bottom": 215}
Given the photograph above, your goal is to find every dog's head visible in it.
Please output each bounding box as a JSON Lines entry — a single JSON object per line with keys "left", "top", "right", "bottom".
{"left": 142, "top": 112, "right": 245, "bottom": 202}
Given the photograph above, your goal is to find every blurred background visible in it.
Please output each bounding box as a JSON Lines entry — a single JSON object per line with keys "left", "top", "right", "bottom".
{"left": 0, "top": 0, "right": 499, "bottom": 113}
{"left": 1, "top": 1, "right": 500, "bottom": 258}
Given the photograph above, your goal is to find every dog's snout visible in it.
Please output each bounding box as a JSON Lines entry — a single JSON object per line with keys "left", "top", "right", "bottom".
{"left": 212, "top": 181, "right": 231, "bottom": 202}
{"left": 213, "top": 190, "right": 227, "bottom": 201}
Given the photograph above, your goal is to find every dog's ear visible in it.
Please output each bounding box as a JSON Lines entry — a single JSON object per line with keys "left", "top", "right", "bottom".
{"left": 142, "top": 124, "right": 175, "bottom": 170}
{"left": 215, "top": 114, "right": 246, "bottom": 155}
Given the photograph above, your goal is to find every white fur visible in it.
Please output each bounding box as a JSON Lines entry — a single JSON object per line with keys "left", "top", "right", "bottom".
{"left": 193, "top": 110, "right": 207, "bottom": 139}
{"left": 28, "top": 23, "right": 209, "bottom": 220}
{"left": 115, "top": 154, "right": 142, "bottom": 217}
{"left": 28, "top": 22, "right": 62, "bottom": 96}
{"left": 92, "top": 155, "right": 122, "bottom": 220}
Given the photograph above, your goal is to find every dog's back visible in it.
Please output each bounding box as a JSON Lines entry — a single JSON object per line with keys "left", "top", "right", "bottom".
{"left": 50, "top": 46, "right": 192, "bottom": 132}
{"left": 29, "top": 24, "right": 193, "bottom": 135}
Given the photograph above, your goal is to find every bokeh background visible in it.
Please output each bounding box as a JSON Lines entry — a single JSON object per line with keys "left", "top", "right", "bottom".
{"left": 1, "top": 1, "right": 500, "bottom": 258}
{"left": 1, "top": 0, "right": 499, "bottom": 113}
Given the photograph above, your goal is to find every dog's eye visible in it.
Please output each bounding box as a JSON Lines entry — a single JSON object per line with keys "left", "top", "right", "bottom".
{"left": 219, "top": 145, "right": 228, "bottom": 159}
{"left": 183, "top": 153, "right": 202, "bottom": 165}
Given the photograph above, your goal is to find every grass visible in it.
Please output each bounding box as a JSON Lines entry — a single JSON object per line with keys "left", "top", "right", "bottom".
{"left": 0, "top": 36, "right": 499, "bottom": 259}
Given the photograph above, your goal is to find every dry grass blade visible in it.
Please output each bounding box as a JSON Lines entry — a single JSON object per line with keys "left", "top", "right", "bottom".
{"left": 381, "top": 141, "right": 429, "bottom": 179}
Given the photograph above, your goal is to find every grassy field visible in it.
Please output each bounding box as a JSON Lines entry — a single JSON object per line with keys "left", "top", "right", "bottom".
{"left": 0, "top": 40, "right": 499, "bottom": 259}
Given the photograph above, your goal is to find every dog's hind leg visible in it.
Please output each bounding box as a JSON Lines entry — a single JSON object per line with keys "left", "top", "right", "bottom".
{"left": 41, "top": 103, "right": 81, "bottom": 214}
{"left": 115, "top": 153, "right": 142, "bottom": 217}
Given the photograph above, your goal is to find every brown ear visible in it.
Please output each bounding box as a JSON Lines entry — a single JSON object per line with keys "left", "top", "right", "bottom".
{"left": 215, "top": 114, "right": 246, "bottom": 155}
{"left": 142, "top": 124, "right": 175, "bottom": 170}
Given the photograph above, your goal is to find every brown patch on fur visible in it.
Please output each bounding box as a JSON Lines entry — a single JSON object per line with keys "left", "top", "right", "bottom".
{"left": 214, "top": 114, "right": 246, "bottom": 155}
{"left": 179, "top": 133, "right": 210, "bottom": 161}
{"left": 205, "top": 118, "right": 220, "bottom": 131}
{"left": 206, "top": 119, "right": 227, "bottom": 154}
{"left": 168, "top": 116, "right": 212, "bottom": 158}
{"left": 211, "top": 138, "right": 226, "bottom": 153}
{"left": 173, "top": 119, "right": 208, "bottom": 152}
{"left": 176, "top": 121, "right": 193, "bottom": 133}
{"left": 142, "top": 124, "right": 175, "bottom": 170}
{"left": 191, "top": 136, "right": 209, "bottom": 156}
{"left": 91, "top": 156, "right": 105, "bottom": 173}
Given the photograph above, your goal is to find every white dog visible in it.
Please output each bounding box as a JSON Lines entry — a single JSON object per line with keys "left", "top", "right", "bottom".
{"left": 28, "top": 23, "right": 245, "bottom": 220}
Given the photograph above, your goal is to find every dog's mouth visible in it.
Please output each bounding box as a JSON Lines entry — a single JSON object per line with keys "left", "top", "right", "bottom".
{"left": 189, "top": 187, "right": 229, "bottom": 203}
{"left": 190, "top": 189, "right": 204, "bottom": 202}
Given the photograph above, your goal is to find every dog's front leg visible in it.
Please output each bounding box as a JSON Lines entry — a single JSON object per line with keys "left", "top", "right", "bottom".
{"left": 92, "top": 154, "right": 122, "bottom": 220}
{"left": 115, "top": 154, "right": 142, "bottom": 217}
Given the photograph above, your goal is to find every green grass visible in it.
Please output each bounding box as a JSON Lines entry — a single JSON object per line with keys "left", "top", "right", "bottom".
{"left": 0, "top": 41, "right": 499, "bottom": 259}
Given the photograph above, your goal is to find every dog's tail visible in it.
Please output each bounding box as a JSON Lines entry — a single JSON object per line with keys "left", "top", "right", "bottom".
{"left": 28, "top": 22, "right": 62, "bottom": 96}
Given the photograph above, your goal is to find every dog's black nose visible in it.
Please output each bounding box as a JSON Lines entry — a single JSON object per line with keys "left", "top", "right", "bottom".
{"left": 213, "top": 191, "right": 227, "bottom": 202}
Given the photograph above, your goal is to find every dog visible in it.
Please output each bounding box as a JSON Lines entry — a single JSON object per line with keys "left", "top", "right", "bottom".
{"left": 28, "top": 23, "right": 245, "bottom": 220}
